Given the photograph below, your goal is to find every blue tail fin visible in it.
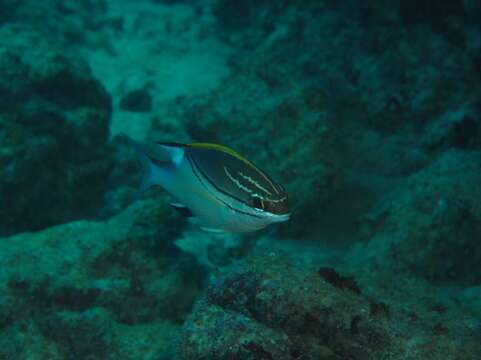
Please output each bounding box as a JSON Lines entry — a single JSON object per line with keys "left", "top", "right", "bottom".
{"left": 120, "top": 133, "right": 165, "bottom": 198}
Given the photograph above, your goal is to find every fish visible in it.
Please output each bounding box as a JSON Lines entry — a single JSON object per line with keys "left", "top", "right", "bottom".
{"left": 124, "top": 135, "right": 290, "bottom": 233}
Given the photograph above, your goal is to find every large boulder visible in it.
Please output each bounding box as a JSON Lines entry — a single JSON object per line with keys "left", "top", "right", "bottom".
{"left": 353, "top": 149, "right": 481, "bottom": 285}
{"left": 0, "top": 0, "right": 110, "bottom": 46}
{"left": 180, "top": 256, "right": 481, "bottom": 359}
{"left": 0, "top": 25, "right": 112, "bottom": 236}
{"left": 162, "top": 0, "right": 481, "bottom": 244}
{"left": 0, "top": 197, "right": 201, "bottom": 359}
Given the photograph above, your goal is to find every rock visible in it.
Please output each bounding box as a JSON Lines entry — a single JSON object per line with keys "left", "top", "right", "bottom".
{"left": 0, "top": 198, "right": 203, "bottom": 359}
{"left": 180, "top": 256, "right": 481, "bottom": 359}
{"left": 0, "top": 1, "right": 109, "bottom": 46}
{"left": 182, "top": 303, "right": 294, "bottom": 359}
{"left": 119, "top": 89, "right": 153, "bottom": 113}
{"left": 399, "top": 0, "right": 466, "bottom": 27}
{"left": 164, "top": 0, "right": 478, "bottom": 244}
{"left": 0, "top": 322, "right": 62, "bottom": 360}
{"left": 38, "top": 308, "right": 113, "bottom": 359}
{"left": 0, "top": 25, "right": 112, "bottom": 236}
{"left": 354, "top": 150, "right": 481, "bottom": 284}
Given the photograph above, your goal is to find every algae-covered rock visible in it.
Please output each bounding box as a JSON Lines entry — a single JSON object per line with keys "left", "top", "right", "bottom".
{"left": 39, "top": 308, "right": 114, "bottom": 359}
{"left": 164, "top": 0, "right": 480, "bottom": 243}
{"left": 119, "top": 88, "right": 153, "bottom": 113}
{"left": 180, "top": 256, "right": 481, "bottom": 359}
{"left": 182, "top": 303, "right": 294, "bottom": 360}
{"left": 0, "top": 25, "right": 112, "bottom": 236}
{"left": 354, "top": 150, "right": 481, "bottom": 285}
{"left": 0, "top": 0, "right": 109, "bottom": 46}
{"left": 0, "top": 198, "right": 202, "bottom": 359}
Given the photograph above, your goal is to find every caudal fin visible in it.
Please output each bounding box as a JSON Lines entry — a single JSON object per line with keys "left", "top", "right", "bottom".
{"left": 120, "top": 133, "right": 166, "bottom": 197}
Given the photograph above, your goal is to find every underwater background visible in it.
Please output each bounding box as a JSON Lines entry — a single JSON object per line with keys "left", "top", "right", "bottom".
{"left": 1, "top": 0, "right": 481, "bottom": 359}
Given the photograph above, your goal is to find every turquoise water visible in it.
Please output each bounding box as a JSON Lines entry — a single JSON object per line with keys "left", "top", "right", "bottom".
{"left": 1, "top": 1, "right": 481, "bottom": 359}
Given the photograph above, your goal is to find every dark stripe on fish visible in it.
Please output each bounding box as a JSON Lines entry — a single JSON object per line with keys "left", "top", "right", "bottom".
{"left": 189, "top": 153, "right": 254, "bottom": 209}
{"left": 187, "top": 154, "right": 263, "bottom": 219}
{"left": 187, "top": 146, "right": 285, "bottom": 205}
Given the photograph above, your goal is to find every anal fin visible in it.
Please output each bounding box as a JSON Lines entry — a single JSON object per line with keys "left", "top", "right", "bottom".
{"left": 170, "top": 203, "right": 194, "bottom": 217}
{"left": 200, "top": 226, "right": 227, "bottom": 233}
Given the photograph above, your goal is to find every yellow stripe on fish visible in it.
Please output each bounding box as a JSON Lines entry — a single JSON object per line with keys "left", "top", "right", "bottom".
{"left": 189, "top": 142, "right": 256, "bottom": 167}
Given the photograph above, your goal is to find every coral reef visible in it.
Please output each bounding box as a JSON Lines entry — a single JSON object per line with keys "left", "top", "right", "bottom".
{"left": 0, "top": 0, "right": 110, "bottom": 47}
{"left": 1, "top": 0, "right": 481, "bottom": 358}
{"left": 353, "top": 150, "right": 481, "bottom": 284}
{"left": 0, "top": 198, "right": 202, "bottom": 359}
{"left": 0, "top": 25, "right": 112, "bottom": 236}
{"left": 181, "top": 256, "right": 481, "bottom": 359}
{"left": 159, "top": 0, "right": 481, "bottom": 245}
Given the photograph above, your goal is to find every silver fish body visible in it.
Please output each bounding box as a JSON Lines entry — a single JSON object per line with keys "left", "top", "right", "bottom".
{"left": 127, "top": 136, "right": 290, "bottom": 233}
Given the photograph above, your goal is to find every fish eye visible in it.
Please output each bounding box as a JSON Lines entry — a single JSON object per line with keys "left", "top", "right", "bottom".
{"left": 252, "top": 197, "right": 264, "bottom": 210}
